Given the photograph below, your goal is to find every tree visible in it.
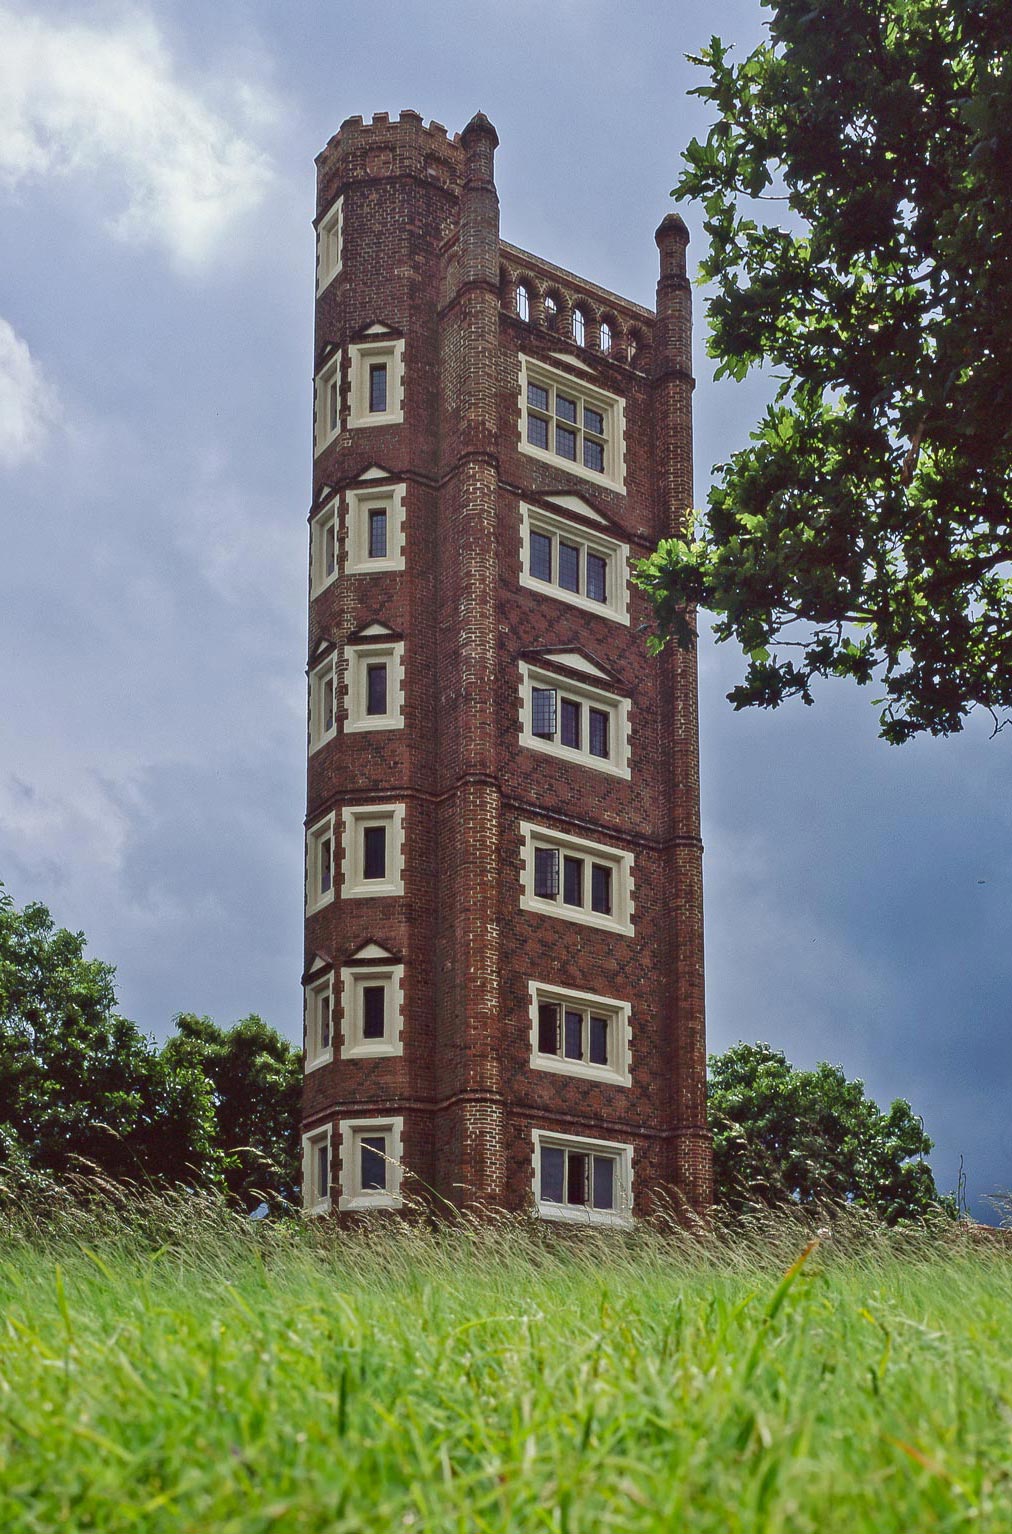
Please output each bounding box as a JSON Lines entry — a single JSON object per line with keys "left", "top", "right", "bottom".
{"left": 638, "top": 0, "right": 1012, "bottom": 743}
{"left": 161, "top": 1013, "right": 302, "bottom": 1209}
{"left": 708, "top": 1040, "right": 939, "bottom": 1220}
{"left": 0, "top": 884, "right": 216, "bottom": 1184}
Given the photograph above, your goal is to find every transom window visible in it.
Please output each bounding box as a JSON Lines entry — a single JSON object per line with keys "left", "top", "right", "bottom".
{"left": 339, "top": 1117, "right": 404, "bottom": 1210}
{"left": 521, "top": 821, "right": 633, "bottom": 934}
{"left": 520, "top": 357, "right": 625, "bottom": 492}
{"left": 533, "top": 1130, "right": 632, "bottom": 1225}
{"left": 529, "top": 981, "right": 630, "bottom": 1086}
{"left": 519, "top": 505, "right": 630, "bottom": 624}
{"left": 520, "top": 662, "right": 630, "bottom": 778}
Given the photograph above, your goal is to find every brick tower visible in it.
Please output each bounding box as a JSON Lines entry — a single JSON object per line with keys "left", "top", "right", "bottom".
{"left": 301, "top": 110, "right": 710, "bottom": 1222}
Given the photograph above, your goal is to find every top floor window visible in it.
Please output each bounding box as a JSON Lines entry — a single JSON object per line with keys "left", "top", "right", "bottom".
{"left": 572, "top": 308, "right": 586, "bottom": 346}
{"left": 600, "top": 322, "right": 612, "bottom": 354}
{"left": 516, "top": 284, "right": 530, "bottom": 323}
{"left": 520, "top": 357, "right": 625, "bottom": 493}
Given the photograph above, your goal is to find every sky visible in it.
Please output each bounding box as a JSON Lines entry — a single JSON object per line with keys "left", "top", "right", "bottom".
{"left": 1, "top": 0, "right": 1008, "bottom": 1220}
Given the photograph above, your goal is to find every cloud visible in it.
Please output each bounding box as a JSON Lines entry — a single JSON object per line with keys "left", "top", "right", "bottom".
{"left": 0, "top": 6, "right": 273, "bottom": 268}
{"left": 0, "top": 315, "right": 54, "bottom": 465}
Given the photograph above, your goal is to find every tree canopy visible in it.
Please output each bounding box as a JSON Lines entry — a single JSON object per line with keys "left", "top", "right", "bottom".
{"left": 0, "top": 884, "right": 300, "bottom": 1207}
{"left": 638, "top": 0, "right": 1012, "bottom": 743}
{"left": 708, "top": 1040, "right": 940, "bottom": 1220}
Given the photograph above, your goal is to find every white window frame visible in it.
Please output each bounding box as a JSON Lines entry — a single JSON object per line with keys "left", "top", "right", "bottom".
{"left": 306, "top": 813, "right": 336, "bottom": 914}
{"left": 341, "top": 803, "right": 405, "bottom": 898}
{"left": 316, "top": 196, "right": 343, "bottom": 293}
{"left": 519, "top": 355, "right": 626, "bottom": 493}
{"left": 310, "top": 497, "right": 339, "bottom": 595}
{"left": 529, "top": 980, "right": 631, "bottom": 1087}
{"left": 314, "top": 353, "right": 342, "bottom": 456}
{"left": 341, "top": 963, "right": 404, "bottom": 1058}
{"left": 309, "top": 652, "right": 338, "bottom": 752}
{"left": 339, "top": 1116, "right": 404, "bottom": 1210}
{"left": 349, "top": 339, "right": 405, "bottom": 428}
{"left": 519, "top": 504, "right": 630, "bottom": 625}
{"left": 302, "top": 1124, "right": 332, "bottom": 1214}
{"left": 532, "top": 1129, "right": 633, "bottom": 1227}
{"left": 346, "top": 482, "right": 406, "bottom": 574}
{"left": 344, "top": 641, "right": 405, "bottom": 732}
{"left": 519, "top": 661, "right": 630, "bottom": 779}
{"left": 305, "top": 973, "right": 334, "bottom": 1071}
{"left": 519, "top": 820, "right": 634, "bottom": 935}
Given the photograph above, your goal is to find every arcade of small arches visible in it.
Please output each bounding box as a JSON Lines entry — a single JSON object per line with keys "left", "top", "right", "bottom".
{"left": 500, "top": 267, "right": 650, "bottom": 369}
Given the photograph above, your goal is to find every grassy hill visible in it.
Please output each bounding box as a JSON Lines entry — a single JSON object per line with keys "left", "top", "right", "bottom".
{"left": 1, "top": 1189, "right": 1010, "bottom": 1532}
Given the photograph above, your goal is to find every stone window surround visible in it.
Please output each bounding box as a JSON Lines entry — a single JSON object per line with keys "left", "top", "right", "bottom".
{"left": 518, "top": 660, "right": 631, "bottom": 780}
{"left": 339, "top": 1115, "right": 404, "bottom": 1211}
{"left": 309, "top": 650, "right": 338, "bottom": 752}
{"left": 313, "top": 352, "right": 342, "bottom": 456}
{"left": 349, "top": 338, "right": 405, "bottom": 429}
{"left": 528, "top": 979, "right": 631, "bottom": 1087}
{"left": 344, "top": 639, "right": 405, "bottom": 733}
{"left": 305, "top": 971, "right": 334, "bottom": 1072}
{"left": 341, "top": 803, "right": 406, "bottom": 899}
{"left": 531, "top": 1128, "right": 633, "bottom": 1227}
{"left": 316, "top": 195, "right": 343, "bottom": 293}
{"left": 306, "top": 812, "right": 336, "bottom": 914}
{"left": 310, "top": 496, "right": 339, "bottom": 595}
{"left": 341, "top": 961, "right": 404, "bottom": 1059}
{"left": 519, "top": 819, "right": 634, "bottom": 936}
{"left": 518, "top": 354, "right": 626, "bottom": 494}
{"left": 519, "top": 503, "right": 630, "bottom": 625}
{"left": 302, "top": 1123, "right": 332, "bottom": 1214}
{"left": 345, "top": 481, "right": 407, "bottom": 574}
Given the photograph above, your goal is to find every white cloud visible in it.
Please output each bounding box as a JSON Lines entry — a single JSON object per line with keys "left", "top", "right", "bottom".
{"left": 0, "top": 6, "right": 273, "bottom": 268}
{"left": 0, "top": 315, "right": 54, "bottom": 465}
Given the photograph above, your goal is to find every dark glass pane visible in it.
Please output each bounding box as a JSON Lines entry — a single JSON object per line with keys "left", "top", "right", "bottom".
{"left": 534, "top": 846, "right": 559, "bottom": 898}
{"left": 584, "top": 407, "right": 604, "bottom": 436}
{"left": 527, "top": 415, "right": 549, "bottom": 450}
{"left": 530, "top": 530, "right": 552, "bottom": 582}
{"left": 363, "top": 826, "right": 386, "bottom": 880}
{"left": 556, "top": 394, "right": 577, "bottom": 424}
{"left": 527, "top": 383, "right": 549, "bottom": 412}
{"left": 584, "top": 439, "right": 605, "bottom": 474}
{"left": 592, "top": 1156, "right": 615, "bottom": 1210}
{"left": 325, "top": 524, "right": 336, "bottom": 575}
{"left": 560, "top": 698, "right": 581, "bottom": 749}
{"left": 538, "top": 1003, "right": 560, "bottom": 1055}
{"left": 563, "top": 856, "right": 583, "bottom": 907}
{"left": 589, "top": 708, "right": 609, "bottom": 759}
{"left": 564, "top": 1010, "right": 583, "bottom": 1060}
{"left": 368, "top": 508, "right": 387, "bottom": 558}
{"left": 541, "top": 1146, "right": 565, "bottom": 1203}
{"left": 567, "top": 1152, "right": 589, "bottom": 1206}
{"left": 329, "top": 381, "right": 338, "bottom": 432}
{"left": 369, "top": 363, "right": 387, "bottom": 413}
{"left": 589, "top": 1015, "right": 609, "bottom": 1065}
{"left": 555, "top": 425, "right": 577, "bottom": 461}
{"left": 320, "top": 838, "right": 332, "bottom": 893}
{"left": 586, "top": 553, "right": 607, "bottom": 602}
{"left": 360, "top": 1136, "right": 386, "bottom": 1190}
{"left": 320, "top": 994, "right": 331, "bottom": 1049}
{"left": 317, "top": 1144, "right": 329, "bottom": 1198}
{"left": 362, "top": 985, "right": 385, "bottom": 1039}
{"left": 572, "top": 311, "right": 585, "bottom": 345}
{"left": 366, "top": 663, "right": 387, "bottom": 716}
{"left": 558, "top": 542, "right": 580, "bottom": 592}
{"left": 323, "top": 679, "right": 334, "bottom": 732}
{"left": 531, "top": 687, "right": 556, "bottom": 739}
{"left": 590, "top": 863, "right": 612, "bottom": 914}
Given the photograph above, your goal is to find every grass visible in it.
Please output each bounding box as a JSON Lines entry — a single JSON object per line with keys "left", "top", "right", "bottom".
{"left": 1, "top": 1187, "right": 1011, "bottom": 1532}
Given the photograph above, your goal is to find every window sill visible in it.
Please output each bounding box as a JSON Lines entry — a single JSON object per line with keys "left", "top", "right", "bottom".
{"left": 342, "top": 879, "right": 405, "bottom": 900}
{"left": 339, "top": 1193, "right": 402, "bottom": 1212}
{"left": 349, "top": 410, "right": 403, "bottom": 429}
{"left": 536, "top": 1202, "right": 632, "bottom": 1229}
{"left": 532, "top": 1054, "right": 630, "bottom": 1088}
{"left": 344, "top": 717, "right": 405, "bottom": 733}
{"left": 341, "top": 1040, "right": 403, "bottom": 1060}
{"left": 519, "top": 569, "right": 630, "bottom": 626}
{"left": 304, "top": 1197, "right": 332, "bottom": 1217}
{"left": 306, "top": 890, "right": 335, "bottom": 916}
{"left": 519, "top": 437, "right": 624, "bottom": 495}
{"left": 521, "top": 734, "right": 630, "bottom": 780}
{"left": 305, "top": 1050, "right": 334, "bottom": 1073}
{"left": 520, "top": 893, "right": 633, "bottom": 937}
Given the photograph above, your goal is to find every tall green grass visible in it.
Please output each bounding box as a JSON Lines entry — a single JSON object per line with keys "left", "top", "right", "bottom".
{"left": 1, "top": 1185, "right": 1010, "bottom": 1532}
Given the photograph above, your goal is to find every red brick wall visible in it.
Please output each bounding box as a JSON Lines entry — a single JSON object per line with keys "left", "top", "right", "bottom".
{"left": 303, "top": 110, "right": 711, "bottom": 1218}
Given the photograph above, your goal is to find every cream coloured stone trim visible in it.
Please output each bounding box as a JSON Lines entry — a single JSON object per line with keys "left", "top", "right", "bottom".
{"left": 340, "top": 963, "right": 404, "bottom": 1058}
{"left": 304, "top": 973, "right": 334, "bottom": 1072}
{"left": 309, "top": 652, "right": 338, "bottom": 752}
{"left": 528, "top": 979, "right": 631, "bottom": 1087}
{"left": 346, "top": 482, "right": 406, "bottom": 573}
{"left": 349, "top": 338, "right": 405, "bottom": 428}
{"left": 339, "top": 1116, "right": 404, "bottom": 1210}
{"left": 519, "top": 503, "right": 630, "bottom": 625}
{"left": 306, "top": 812, "right": 336, "bottom": 914}
{"left": 313, "top": 353, "right": 342, "bottom": 456}
{"left": 531, "top": 1128, "right": 633, "bottom": 1227}
{"left": 310, "top": 495, "right": 339, "bottom": 595}
{"left": 518, "top": 660, "right": 630, "bottom": 779}
{"left": 302, "top": 1124, "right": 332, "bottom": 1214}
{"left": 518, "top": 354, "right": 626, "bottom": 493}
{"left": 344, "top": 641, "right": 404, "bottom": 732}
{"left": 341, "top": 803, "right": 405, "bottom": 899}
{"left": 519, "top": 819, "right": 634, "bottom": 936}
{"left": 316, "top": 196, "right": 343, "bottom": 293}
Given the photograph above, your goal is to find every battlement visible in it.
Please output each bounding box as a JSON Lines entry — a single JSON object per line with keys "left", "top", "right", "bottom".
{"left": 316, "top": 110, "right": 466, "bottom": 209}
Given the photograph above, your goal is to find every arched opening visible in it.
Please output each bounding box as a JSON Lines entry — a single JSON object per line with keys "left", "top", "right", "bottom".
{"left": 516, "top": 284, "right": 530, "bottom": 322}
{"left": 572, "top": 308, "right": 586, "bottom": 346}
